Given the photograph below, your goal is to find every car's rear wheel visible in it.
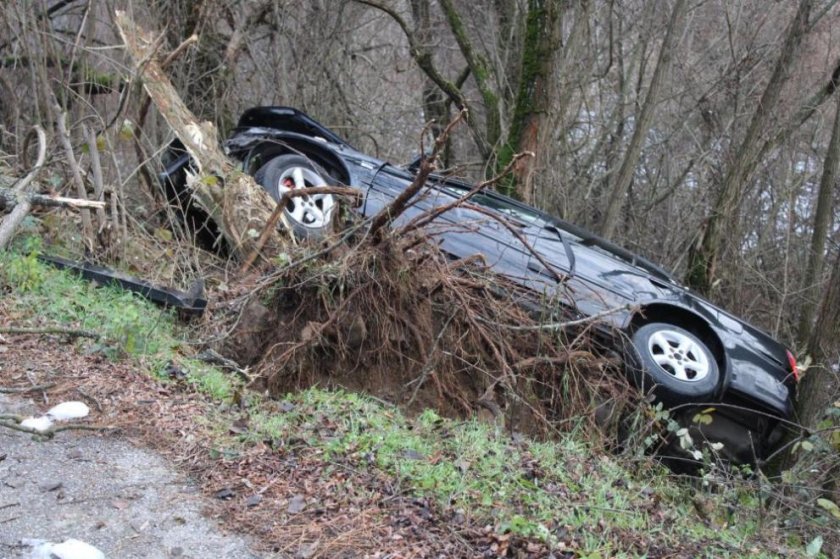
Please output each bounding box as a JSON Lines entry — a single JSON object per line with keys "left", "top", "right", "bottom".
{"left": 628, "top": 322, "right": 720, "bottom": 404}
{"left": 254, "top": 154, "right": 335, "bottom": 239}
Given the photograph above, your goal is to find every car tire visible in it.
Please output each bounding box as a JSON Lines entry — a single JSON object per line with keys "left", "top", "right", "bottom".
{"left": 253, "top": 154, "right": 335, "bottom": 240}
{"left": 627, "top": 322, "right": 720, "bottom": 405}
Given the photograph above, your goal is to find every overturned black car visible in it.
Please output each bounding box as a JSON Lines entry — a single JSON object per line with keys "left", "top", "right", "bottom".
{"left": 161, "top": 106, "right": 798, "bottom": 465}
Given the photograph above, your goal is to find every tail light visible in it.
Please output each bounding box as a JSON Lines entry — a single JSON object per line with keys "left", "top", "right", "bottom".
{"left": 786, "top": 349, "right": 799, "bottom": 382}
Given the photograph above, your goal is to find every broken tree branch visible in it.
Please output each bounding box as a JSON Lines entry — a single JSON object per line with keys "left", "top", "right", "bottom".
{"left": 367, "top": 109, "right": 467, "bottom": 240}
{"left": 0, "top": 384, "right": 56, "bottom": 394}
{"left": 398, "top": 151, "right": 533, "bottom": 235}
{"left": 0, "top": 326, "right": 100, "bottom": 338}
{"left": 0, "top": 188, "right": 107, "bottom": 211}
{"left": 0, "top": 419, "right": 115, "bottom": 439}
{"left": 0, "top": 125, "right": 46, "bottom": 250}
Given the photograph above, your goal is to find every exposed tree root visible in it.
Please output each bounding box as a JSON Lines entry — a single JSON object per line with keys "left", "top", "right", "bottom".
{"left": 213, "top": 229, "right": 634, "bottom": 436}
{"left": 202, "top": 111, "right": 637, "bottom": 437}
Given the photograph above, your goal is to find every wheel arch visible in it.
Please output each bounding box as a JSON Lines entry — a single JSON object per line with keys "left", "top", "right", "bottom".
{"left": 241, "top": 137, "right": 351, "bottom": 185}
{"left": 629, "top": 303, "right": 727, "bottom": 375}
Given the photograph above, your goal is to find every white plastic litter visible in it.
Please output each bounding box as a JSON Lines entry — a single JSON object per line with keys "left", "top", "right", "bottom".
{"left": 18, "top": 401, "right": 90, "bottom": 432}
{"left": 23, "top": 538, "right": 106, "bottom": 559}
{"left": 47, "top": 401, "right": 90, "bottom": 421}
{"left": 19, "top": 416, "right": 53, "bottom": 432}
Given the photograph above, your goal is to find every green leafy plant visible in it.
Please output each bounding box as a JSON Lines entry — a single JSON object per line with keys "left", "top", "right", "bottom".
{"left": 1, "top": 237, "right": 45, "bottom": 291}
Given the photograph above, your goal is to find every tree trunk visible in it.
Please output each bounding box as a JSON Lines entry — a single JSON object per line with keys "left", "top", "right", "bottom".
{"left": 409, "top": 0, "right": 452, "bottom": 162}
{"left": 438, "top": 0, "right": 501, "bottom": 154}
{"left": 496, "top": 0, "right": 562, "bottom": 202}
{"left": 598, "top": 0, "right": 687, "bottom": 239}
{"left": 114, "top": 10, "right": 283, "bottom": 262}
{"left": 797, "top": 251, "right": 840, "bottom": 430}
{"left": 797, "top": 93, "right": 840, "bottom": 344}
{"left": 685, "top": 0, "right": 813, "bottom": 294}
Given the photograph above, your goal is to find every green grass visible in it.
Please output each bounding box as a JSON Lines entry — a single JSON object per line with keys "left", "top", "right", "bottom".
{"left": 242, "top": 388, "right": 792, "bottom": 557}
{"left": 0, "top": 244, "right": 237, "bottom": 401}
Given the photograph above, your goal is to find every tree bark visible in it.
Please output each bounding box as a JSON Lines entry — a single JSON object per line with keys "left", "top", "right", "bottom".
{"left": 496, "top": 0, "right": 563, "bottom": 202}
{"left": 797, "top": 92, "right": 840, "bottom": 344}
{"left": 598, "top": 0, "right": 687, "bottom": 239}
{"left": 797, "top": 251, "right": 840, "bottom": 430}
{"left": 114, "top": 10, "right": 283, "bottom": 262}
{"left": 0, "top": 126, "right": 46, "bottom": 250}
{"left": 0, "top": 187, "right": 106, "bottom": 211}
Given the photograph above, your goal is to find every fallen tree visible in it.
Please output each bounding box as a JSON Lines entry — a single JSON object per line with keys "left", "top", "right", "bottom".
{"left": 0, "top": 126, "right": 46, "bottom": 250}
{"left": 199, "top": 111, "right": 633, "bottom": 436}
{"left": 114, "top": 10, "right": 284, "bottom": 263}
{"left": 113, "top": 11, "right": 633, "bottom": 436}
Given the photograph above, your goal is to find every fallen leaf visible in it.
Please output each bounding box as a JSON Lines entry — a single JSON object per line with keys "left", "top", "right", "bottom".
{"left": 229, "top": 419, "right": 249, "bottom": 435}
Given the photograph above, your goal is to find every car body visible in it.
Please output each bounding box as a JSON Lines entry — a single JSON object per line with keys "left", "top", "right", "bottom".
{"left": 161, "top": 106, "right": 798, "bottom": 464}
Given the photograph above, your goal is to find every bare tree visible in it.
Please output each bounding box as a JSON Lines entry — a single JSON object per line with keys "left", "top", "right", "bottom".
{"left": 685, "top": 0, "right": 814, "bottom": 294}
{"left": 598, "top": 0, "right": 688, "bottom": 239}
{"left": 796, "top": 93, "right": 840, "bottom": 343}
{"left": 797, "top": 250, "right": 840, "bottom": 430}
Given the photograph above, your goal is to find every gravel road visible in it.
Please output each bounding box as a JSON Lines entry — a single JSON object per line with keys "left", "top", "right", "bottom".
{"left": 0, "top": 394, "right": 268, "bottom": 559}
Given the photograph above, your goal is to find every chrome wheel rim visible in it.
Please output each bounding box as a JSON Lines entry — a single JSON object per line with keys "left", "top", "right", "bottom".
{"left": 275, "top": 166, "right": 334, "bottom": 228}
{"left": 647, "top": 329, "right": 710, "bottom": 382}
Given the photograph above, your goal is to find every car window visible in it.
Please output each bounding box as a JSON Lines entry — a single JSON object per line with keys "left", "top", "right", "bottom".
{"left": 439, "top": 185, "right": 544, "bottom": 225}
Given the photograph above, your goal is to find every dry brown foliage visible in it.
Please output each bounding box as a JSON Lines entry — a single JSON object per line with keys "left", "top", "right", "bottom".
{"left": 211, "top": 221, "right": 635, "bottom": 437}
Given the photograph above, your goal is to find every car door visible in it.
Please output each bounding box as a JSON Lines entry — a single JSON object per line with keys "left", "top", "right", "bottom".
{"left": 363, "top": 167, "right": 537, "bottom": 284}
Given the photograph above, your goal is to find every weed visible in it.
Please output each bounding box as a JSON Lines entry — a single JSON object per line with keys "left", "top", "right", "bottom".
{"left": 0, "top": 237, "right": 45, "bottom": 291}
{"left": 186, "top": 361, "right": 235, "bottom": 401}
{"left": 241, "top": 387, "right": 793, "bottom": 556}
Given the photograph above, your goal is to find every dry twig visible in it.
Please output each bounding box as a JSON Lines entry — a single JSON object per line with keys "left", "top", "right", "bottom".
{"left": 0, "top": 326, "right": 100, "bottom": 338}
{"left": 0, "top": 384, "right": 56, "bottom": 394}
{"left": 366, "top": 109, "right": 467, "bottom": 239}
{"left": 240, "top": 186, "right": 363, "bottom": 273}
{"left": 477, "top": 303, "right": 637, "bottom": 331}
{"left": 0, "top": 420, "right": 115, "bottom": 438}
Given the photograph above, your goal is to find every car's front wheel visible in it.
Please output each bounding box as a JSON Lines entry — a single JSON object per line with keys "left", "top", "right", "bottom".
{"left": 629, "top": 322, "right": 720, "bottom": 404}
{"left": 254, "top": 154, "right": 336, "bottom": 239}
